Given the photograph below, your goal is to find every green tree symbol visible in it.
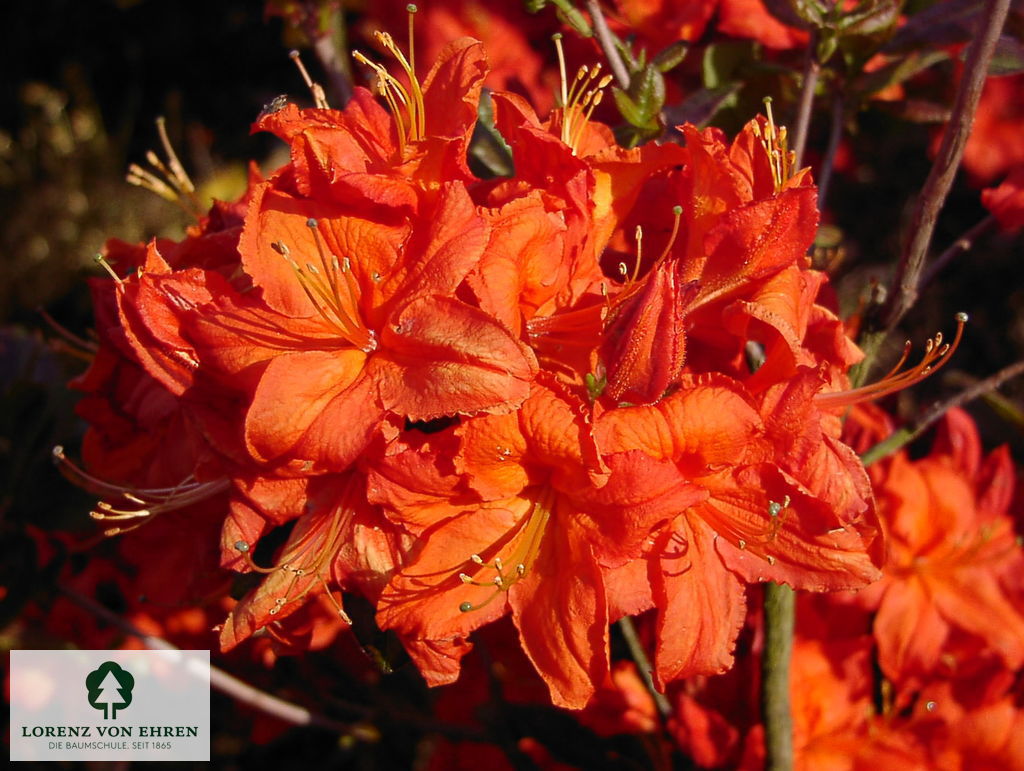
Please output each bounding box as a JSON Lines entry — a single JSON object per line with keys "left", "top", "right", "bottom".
{"left": 86, "top": 661, "right": 135, "bottom": 719}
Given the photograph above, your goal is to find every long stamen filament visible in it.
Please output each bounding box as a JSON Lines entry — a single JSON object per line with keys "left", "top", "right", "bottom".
{"left": 457, "top": 488, "right": 556, "bottom": 613}
{"left": 273, "top": 234, "right": 377, "bottom": 353}
{"left": 554, "top": 34, "right": 569, "bottom": 117}
{"left": 606, "top": 205, "right": 684, "bottom": 320}
{"left": 553, "top": 51, "right": 612, "bottom": 155}
{"left": 352, "top": 9, "right": 425, "bottom": 152}
{"left": 754, "top": 97, "right": 796, "bottom": 193}
{"left": 232, "top": 479, "right": 358, "bottom": 623}
{"left": 288, "top": 49, "right": 330, "bottom": 109}
{"left": 126, "top": 117, "right": 203, "bottom": 220}
{"left": 53, "top": 446, "right": 230, "bottom": 536}
{"left": 306, "top": 221, "right": 367, "bottom": 334}
{"left": 815, "top": 313, "right": 968, "bottom": 409}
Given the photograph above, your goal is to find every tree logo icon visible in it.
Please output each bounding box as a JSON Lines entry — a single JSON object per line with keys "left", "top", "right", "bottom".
{"left": 85, "top": 661, "right": 135, "bottom": 719}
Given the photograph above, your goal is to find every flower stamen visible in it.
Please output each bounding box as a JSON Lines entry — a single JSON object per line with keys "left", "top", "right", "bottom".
{"left": 53, "top": 445, "right": 229, "bottom": 536}
{"left": 353, "top": 6, "right": 425, "bottom": 153}
{"left": 457, "top": 487, "right": 555, "bottom": 613}
{"left": 815, "top": 313, "right": 968, "bottom": 409}
{"left": 751, "top": 97, "right": 796, "bottom": 193}
{"left": 126, "top": 117, "right": 203, "bottom": 220}
{"left": 288, "top": 49, "right": 329, "bottom": 109}
{"left": 552, "top": 34, "right": 612, "bottom": 155}
{"left": 273, "top": 225, "right": 378, "bottom": 353}
{"left": 231, "top": 477, "right": 359, "bottom": 624}
{"left": 39, "top": 306, "right": 98, "bottom": 361}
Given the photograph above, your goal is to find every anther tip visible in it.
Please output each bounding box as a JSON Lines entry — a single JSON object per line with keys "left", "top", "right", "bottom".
{"left": 763, "top": 96, "right": 773, "bottom": 104}
{"left": 234, "top": 540, "right": 250, "bottom": 553}
{"left": 406, "top": 3, "right": 417, "bottom": 12}
{"left": 289, "top": 49, "right": 300, "bottom": 59}
{"left": 672, "top": 205, "right": 683, "bottom": 216}
{"left": 306, "top": 217, "right": 318, "bottom": 228}
{"left": 955, "top": 311, "right": 969, "bottom": 323}
{"left": 552, "top": 32, "right": 563, "bottom": 41}
{"left": 459, "top": 602, "right": 473, "bottom": 613}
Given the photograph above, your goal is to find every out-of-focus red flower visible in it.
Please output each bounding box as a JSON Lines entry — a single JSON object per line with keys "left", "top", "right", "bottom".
{"left": 578, "top": 660, "right": 659, "bottom": 737}
{"left": 982, "top": 165, "right": 1024, "bottom": 232}
{"left": 717, "top": 0, "right": 809, "bottom": 50}
{"left": 363, "top": 0, "right": 558, "bottom": 113}
{"left": 610, "top": 0, "right": 718, "bottom": 51}
{"left": 611, "top": 0, "right": 806, "bottom": 52}
{"left": 852, "top": 408, "right": 1024, "bottom": 689}
{"left": 913, "top": 681, "right": 1024, "bottom": 770}
{"left": 961, "top": 73, "right": 1024, "bottom": 185}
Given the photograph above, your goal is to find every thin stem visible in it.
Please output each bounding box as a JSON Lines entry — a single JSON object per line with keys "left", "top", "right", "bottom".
{"left": 816, "top": 92, "right": 845, "bottom": 211}
{"left": 762, "top": 583, "right": 795, "bottom": 771}
{"left": 871, "top": 0, "right": 1011, "bottom": 341}
{"left": 860, "top": 359, "right": 1024, "bottom": 466}
{"left": 757, "top": 36, "right": 822, "bottom": 771}
{"left": 586, "top": 0, "right": 631, "bottom": 89}
{"left": 56, "top": 584, "right": 380, "bottom": 742}
{"left": 918, "top": 214, "right": 998, "bottom": 290}
{"left": 300, "top": 0, "right": 353, "bottom": 106}
{"left": 790, "top": 38, "right": 820, "bottom": 171}
{"left": 617, "top": 617, "right": 672, "bottom": 719}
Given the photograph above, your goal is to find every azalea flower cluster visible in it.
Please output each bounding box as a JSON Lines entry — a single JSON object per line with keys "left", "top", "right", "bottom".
{"left": 672, "top": 406, "right": 1024, "bottom": 769}
{"left": 64, "top": 31, "right": 960, "bottom": 714}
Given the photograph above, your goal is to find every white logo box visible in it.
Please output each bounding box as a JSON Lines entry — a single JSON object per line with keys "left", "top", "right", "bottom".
{"left": 10, "top": 649, "right": 210, "bottom": 762}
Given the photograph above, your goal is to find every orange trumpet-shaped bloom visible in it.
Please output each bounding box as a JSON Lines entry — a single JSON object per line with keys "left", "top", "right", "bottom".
{"left": 137, "top": 182, "right": 536, "bottom": 474}
{"left": 258, "top": 37, "right": 489, "bottom": 211}
{"left": 373, "top": 381, "right": 706, "bottom": 708}
{"left": 597, "top": 374, "right": 882, "bottom": 687}
{"left": 598, "top": 117, "right": 820, "bottom": 405}
{"left": 854, "top": 408, "right": 1024, "bottom": 686}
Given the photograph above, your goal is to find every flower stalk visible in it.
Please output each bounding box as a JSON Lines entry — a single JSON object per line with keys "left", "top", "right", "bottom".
{"left": 856, "top": 0, "right": 1012, "bottom": 382}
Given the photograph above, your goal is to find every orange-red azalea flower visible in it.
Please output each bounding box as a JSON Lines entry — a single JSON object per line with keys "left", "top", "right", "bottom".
{"left": 853, "top": 408, "right": 1024, "bottom": 687}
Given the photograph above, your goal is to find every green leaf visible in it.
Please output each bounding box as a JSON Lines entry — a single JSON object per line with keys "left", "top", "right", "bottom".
{"left": 468, "top": 89, "right": 514, "bottom": 179}
{"left": 550, "top": 0, "right": 592, "bottom": 36}
{"left": 613, "top": 89, "right": 646, "bottom": 128}
{"left": 838, "top": 0, "right": 902, "bottom": 37}
{"left": 612, "top": 62, "right": 666, "bottom": 139}
{"left": 981, "top": 35, "right": 1024, "bottom": 76}
{"left": 855, "top": 49, "right": 948, "bottom": 97}
{"left": 584, "top": 371, "right": 607, "bottom": 400}
{"left": 762, "top": 0, "right": 818, "bottom": 29}
{"left": 818, "top": 30, "right": 840, "bottom": 64}
{"left": 663, "top": 83, "right": 743, "bottom": 128}
{"left": 629, "top": 65, "right": 666, "bottom": 119}
{"left": 702, "top": 41, "right": 756, "bottom": 89}
{"left": 654, "top": 40, "right": 690, "bottom": 73}
{"left": 884, "top": 0, "right": 984, "bottom": 53}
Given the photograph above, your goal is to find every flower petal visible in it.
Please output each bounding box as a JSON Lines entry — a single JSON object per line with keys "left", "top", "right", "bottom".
{"left": 510, "top": 519, "right": 609, "bottom": 709}
{"left": 652, "top": 516, "right": 747, "bottom": 688}
{"left": 376, "top": 294, "right": 536, "bottom": 420}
